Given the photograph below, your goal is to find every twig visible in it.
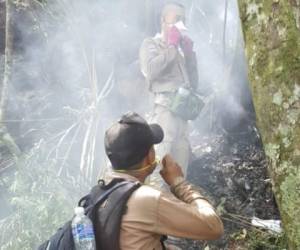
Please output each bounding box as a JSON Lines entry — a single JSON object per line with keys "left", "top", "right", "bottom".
{"left": 79, "top": 50, "right": 99, "bottom": 182}
{"left": 223, "top": 212, "right": 271, "bottom": 234}
{"left": 222, "top": 216, "right": 267, "bottom": 234}
{"left": 223, "top": 0, "right": 229, "bottom": 64}
{"left": 79, "top": 114, "right": 94, "bottom": 179}
{"left": 97, "top": 68, "right": 115, "bottom": 103}
{"left": 54, "top": 121, "right": 80, "bottom": 160}
{"left": 89, "top": 115, "right": 100, "bottom": 180}
{"left": 57, "top": 121, "right": 83, "bottom": 176}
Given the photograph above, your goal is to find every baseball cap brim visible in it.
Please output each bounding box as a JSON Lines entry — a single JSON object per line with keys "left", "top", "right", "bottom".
{"left": 149, "top": 123, "right": 164, "bottom": 144}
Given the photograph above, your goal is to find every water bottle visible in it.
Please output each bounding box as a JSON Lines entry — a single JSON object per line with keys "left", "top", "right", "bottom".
{"left": 72, "top": 207, "right": 96, "bottom": 250}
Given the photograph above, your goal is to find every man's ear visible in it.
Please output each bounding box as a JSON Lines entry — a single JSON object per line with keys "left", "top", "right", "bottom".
{"left": 145, "top": 148, "right": 153, "bottom": 165}
{"left": 146, "top": 146, "right": 155, "bottom": 164}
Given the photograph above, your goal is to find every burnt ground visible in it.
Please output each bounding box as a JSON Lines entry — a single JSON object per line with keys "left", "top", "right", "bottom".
{"left": 171, "top": 128, "right": 280, "bottom": 249}
{"left": 0, "top": 125, "right": 280, "bottom": 249}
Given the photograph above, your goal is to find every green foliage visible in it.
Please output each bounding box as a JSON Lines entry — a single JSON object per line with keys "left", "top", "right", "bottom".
{"left": 0, "top": 142, "right": 82, "bottom": 250}
{"left": 231, "top": 229, "right": 288, "bottom": 250}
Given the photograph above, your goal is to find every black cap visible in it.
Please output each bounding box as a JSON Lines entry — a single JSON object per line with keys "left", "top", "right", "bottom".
{"left": 104, "top": 112, "right": 164, "bottom": 170}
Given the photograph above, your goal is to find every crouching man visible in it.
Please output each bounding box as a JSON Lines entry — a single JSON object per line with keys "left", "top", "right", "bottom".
{"left": 104, "top": 112, "right": 223, "bottom": 249}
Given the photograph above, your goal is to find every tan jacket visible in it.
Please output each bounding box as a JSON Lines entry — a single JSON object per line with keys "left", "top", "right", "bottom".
{"left": 108, "top": 172, "right": 223, "bottom": 250}
{"left": 139, "top": 35, "right": 199, "bottom": 93}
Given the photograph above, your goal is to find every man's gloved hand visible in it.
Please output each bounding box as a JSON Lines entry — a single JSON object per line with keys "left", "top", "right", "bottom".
{"left": 167, "top": 26, "right": 182, "bottom": 47}
{"left": 181, "top": 36, "right": 194, "bottom": 55}
{"left": 160, "top": 154, "right": 184, "bottom": 186}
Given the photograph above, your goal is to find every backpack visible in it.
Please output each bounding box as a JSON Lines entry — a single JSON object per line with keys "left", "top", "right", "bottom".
{"left": 38, "top": 178, "right": 141, "bottom": 250}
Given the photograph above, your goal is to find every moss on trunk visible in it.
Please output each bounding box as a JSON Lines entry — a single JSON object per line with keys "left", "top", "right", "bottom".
{"left": 238, "top": 0, "right": 300, "bottom": 248}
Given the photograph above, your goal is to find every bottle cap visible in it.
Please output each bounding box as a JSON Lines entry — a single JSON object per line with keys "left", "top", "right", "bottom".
{"left": 74, "top": 206, "right": 85, "bottom": 215}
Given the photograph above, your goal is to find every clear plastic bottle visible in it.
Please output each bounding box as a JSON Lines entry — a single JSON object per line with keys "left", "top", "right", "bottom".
{"left": 71, "top": 207, "right": 96, "bottom": 250}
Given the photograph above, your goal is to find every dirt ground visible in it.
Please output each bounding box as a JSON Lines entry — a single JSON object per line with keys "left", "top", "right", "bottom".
{"left": 173, "top": 128, "right": 280, "bottom": 249}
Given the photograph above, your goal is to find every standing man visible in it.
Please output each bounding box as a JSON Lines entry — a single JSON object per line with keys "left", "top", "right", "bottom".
{"left": 140, "top": 2, "right": 199, "bottom": 186}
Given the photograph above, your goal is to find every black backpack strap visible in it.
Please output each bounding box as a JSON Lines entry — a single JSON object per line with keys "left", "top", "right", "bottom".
{"left": 92, "top": 180, "right": 141, "bottom": 250}
{"left": 83, "top": 180, "right": 130, "bottom": 214}
{"left": 160, "top": 235, "right": 167, "bottom": 250}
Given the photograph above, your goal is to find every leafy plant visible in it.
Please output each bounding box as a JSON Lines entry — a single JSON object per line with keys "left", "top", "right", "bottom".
{"left": 0, "top": 142, "right": 85, "bottom": 250}
{"left": 229, "top": 228, "right": 288, "bottom": 250}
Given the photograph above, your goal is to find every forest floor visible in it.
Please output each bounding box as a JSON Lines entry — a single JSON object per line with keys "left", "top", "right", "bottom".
{"left": 0, "top": 123, "right": 287, "bottom": 249}
{"left": 171, "top": 129, "right": 285, "bottom": 249}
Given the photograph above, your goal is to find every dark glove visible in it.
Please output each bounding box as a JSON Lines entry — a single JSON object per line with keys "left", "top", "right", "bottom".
{"left": 167, "top": 26, "right": 181, "bottom": 47}
{"left": 181, "top": 36, "right": 194, "bottom": 55}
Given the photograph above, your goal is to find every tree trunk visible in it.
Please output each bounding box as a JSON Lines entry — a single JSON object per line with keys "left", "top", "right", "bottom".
{"left": 0, "top": 0, "right": 13, "bottom": 121}
{"left": 238, "top": 0, "right": 300, "bottom": 248}
{"left": 0, "top": 0, "right": 20, "bottom": 157}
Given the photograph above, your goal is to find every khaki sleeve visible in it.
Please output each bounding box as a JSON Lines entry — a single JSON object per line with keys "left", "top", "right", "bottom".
{"left": 139, "top": 38, "right": 178, "bottom": 82}
{"left": 154, "top": 181, "right": 224, "bottom": 240}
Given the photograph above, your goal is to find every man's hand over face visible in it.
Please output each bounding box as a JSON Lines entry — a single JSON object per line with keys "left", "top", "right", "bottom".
{"left": 167, "top": 26, "right": 182, "bottom": 47}
{"left": 160, "top": 154, "right": 184, "bottom": 186}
